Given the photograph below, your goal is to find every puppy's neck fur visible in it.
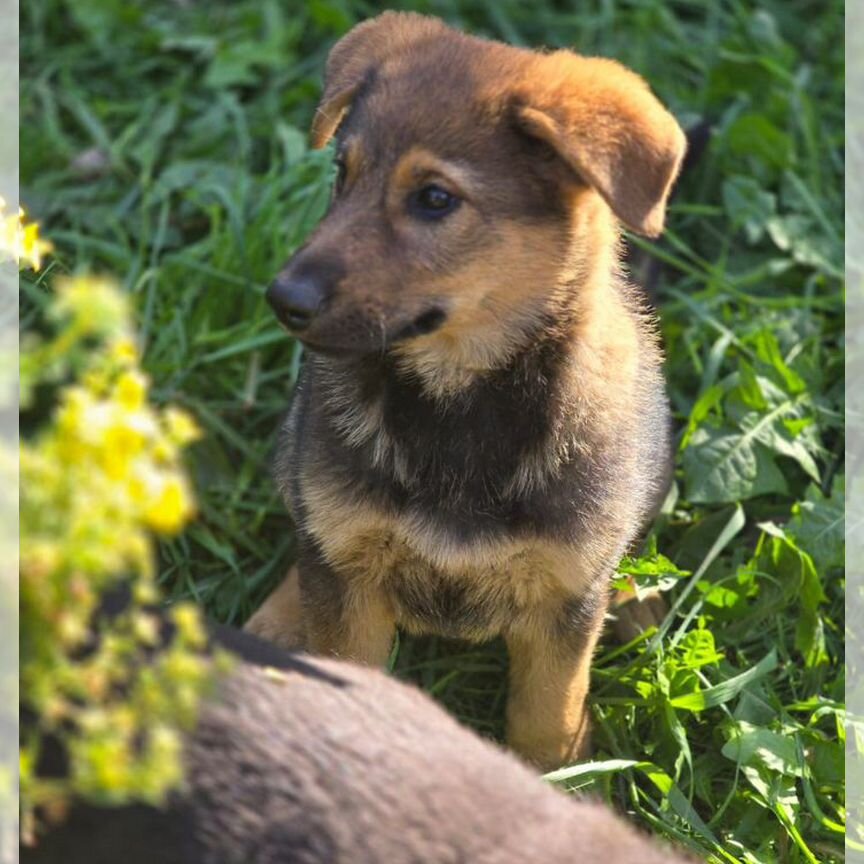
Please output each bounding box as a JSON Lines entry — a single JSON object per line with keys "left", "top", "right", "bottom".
{"left": 318, "top": 316, "right": 576, "bottom": 508}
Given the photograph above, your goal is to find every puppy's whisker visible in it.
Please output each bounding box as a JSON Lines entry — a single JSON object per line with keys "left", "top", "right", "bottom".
{"left": 378, "top": 314, "right": 388, "bottom": 357}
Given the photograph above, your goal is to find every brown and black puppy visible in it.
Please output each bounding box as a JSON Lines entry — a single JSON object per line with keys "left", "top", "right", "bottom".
{"left": 247, "top": 12, "right": 685, "bottom": 769}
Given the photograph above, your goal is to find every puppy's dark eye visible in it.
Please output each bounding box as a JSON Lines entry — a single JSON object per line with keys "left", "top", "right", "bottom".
{"left": 333, "top": 159, "right": 347, "bottom": 196}
{"left": 408, "top": 184, "right": 460, "bottom": 220}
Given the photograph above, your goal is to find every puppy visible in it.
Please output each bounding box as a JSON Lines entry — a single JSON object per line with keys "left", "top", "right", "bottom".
{"left": 247, "top": 11, "right": 685, "bottom": 769}
{"left": 23, "top": 626, "right": 696, "bottom": 864}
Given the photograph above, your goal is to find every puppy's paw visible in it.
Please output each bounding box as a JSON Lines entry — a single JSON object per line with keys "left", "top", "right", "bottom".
{"left": 509, "top": 713, "right": 592, "bottom": 772}
{"left": 610, "top": 581, "right": 667, "bottom": 643}
{"left": 244, "top": 567, "right": 306, "bottom": 650}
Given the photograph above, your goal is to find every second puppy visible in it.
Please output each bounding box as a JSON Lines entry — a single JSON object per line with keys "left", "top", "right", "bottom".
{"left": 248, "top": 12, "right": 685, "bottom": 768}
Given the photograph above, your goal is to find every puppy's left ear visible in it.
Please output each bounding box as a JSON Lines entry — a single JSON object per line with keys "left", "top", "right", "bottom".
{"left": 513, "top": 53, "right": 687, "bottom": 238}
{"left": 311, "top": 12, "right": 448, "bottom": 148}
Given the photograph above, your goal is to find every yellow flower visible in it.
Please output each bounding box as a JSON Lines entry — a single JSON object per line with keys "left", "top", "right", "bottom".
{"left": 20, "top": 541, "right": 62, "bottom": 583}
{"left": 127, "top": 532, "right": 155, "bottom": 579}
{"left": 132, "top": 578, "right": 159, "bottom": 606}
{"left": 53, "top": 275, "right": 130, "bottom": 338}
{"left": 110, "top": 336, "right": 138, "bottom": 366}
{"left": 114, "top": 370, "right": 148, "bottom": 411}
{"left": 57, "top": 611, "right": 90, "bottom": 648}
{"left": 82, "top": 368, "right": 111, "bottom": 397}
{"left": 132, "top": 611, "right": 159, "bottom": 646}
{"left": 138, "top": 726, "right": 184, "bottom": 797}
{"left": 142, "top": 472, "right": 195, "bottom": 534}
{"left": 21, "top": 221, "right": 53, "bottom": 271}
{"left": 172, "top": 603, "right": 206, "bottom": 648}
{"left": 149, "top": 726, "right": 181, "bottom": 764}
{"left": 80, "top": 735, "right": 130, "bottom": 794}
{"left": 163, "top": 408, "right": 201, "bottom": 447}
{"left": 19, "top": 749, "right": 34, "bottom": 787}
{"left": 0, "top": 197, "right": 53, "bottom": 271}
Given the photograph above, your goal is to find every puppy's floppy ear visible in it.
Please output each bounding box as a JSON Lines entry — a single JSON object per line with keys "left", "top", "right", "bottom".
{"left": 311, "top": 12, "right": 448, "bottom": 148}
{"left": 513, "top": 52, "right": 687, "bottom": 237}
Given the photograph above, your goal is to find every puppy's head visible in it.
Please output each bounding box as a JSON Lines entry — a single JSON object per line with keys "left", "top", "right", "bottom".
{"left": 268, "top": 12, "right": 685, "bottom": 363}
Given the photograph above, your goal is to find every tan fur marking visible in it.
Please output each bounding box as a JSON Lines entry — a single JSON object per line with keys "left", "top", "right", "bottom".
{"left": 314, "top": 360, "right": 415, "bottom": 483}
{"left": 389, "top": 147, "right": 478, "bottom": 203}
{"left": 338, "top": 136, "right": 365, "bottom": 191}
{"left": 511, "top": 52, "right": 686, "bottom": 237}
{"left": 391, "top": 221, "right": 570, "bottom": 398}
{"left": 311, "top": 86, "right": 357, "bottom": 150}
{"left": 300, "top": 465, "right": 601, "bottom": 599}
{"left": 305, "top": 581, "right": 396, "bottom": 667}
{"left": 245, "top": 567, "right": 306, "bottom": 649}
{"left": 505, "top": 620, "right": 601, "bottom": 769}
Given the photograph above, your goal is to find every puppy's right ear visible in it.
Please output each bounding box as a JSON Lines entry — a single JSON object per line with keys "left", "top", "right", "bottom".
{"left": 311, "top": 12, "right": 447, "bottom": 148}
{"left": 512, "top": 53, "right": 686, "bottom": 238}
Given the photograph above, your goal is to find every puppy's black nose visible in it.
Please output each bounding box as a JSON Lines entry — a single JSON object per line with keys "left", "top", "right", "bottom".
{"left": 266, "top": 273, "right": 325, "bottom": 331}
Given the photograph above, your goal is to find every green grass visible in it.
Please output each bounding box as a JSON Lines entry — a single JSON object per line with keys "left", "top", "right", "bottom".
{"left": 21, "top": 0, "right": 844, "bottom": 860}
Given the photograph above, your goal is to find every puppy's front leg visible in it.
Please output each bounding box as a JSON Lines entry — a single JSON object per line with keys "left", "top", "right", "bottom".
{"left": 244, "top": 566, "right": 305, "bottom": 649}
{"left": 504, "top": 586, "right": 608, "bottom": 770}
{"left": 299, "top": 543, "right": 397, "bottom": 666}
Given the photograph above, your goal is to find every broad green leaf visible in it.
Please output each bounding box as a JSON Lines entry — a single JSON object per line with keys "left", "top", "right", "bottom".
{"left": 753, "top": 533, "right": 828, "bottom": 666}
{"left": 736, "top": 361, "right": 768, "bottom": 410}
{"left": 678, "top": 628, "right": 725, "bottom": 669}
{"left": 766, "top": 213, "right": 842, "bottom": 278}
{"left": 788, "top": 476, "right": 844, "bottom": 572}
{"left": 727, "top": 113, "right": 792, "bottom": 170}
{"left": 722, "top": 175, "right": 776, "bottom": 243}
{"left": 722, "top": 722, "right": 802, "bottom": 777}
{"left": 742, "top": 414, "right": 821, "bottom": 483}
{"left": 670, "top": 650, "right": 777, "bottom": 711}
{"left": 752, "top": 330, "right": 807, "bottom": 395}
{"left": 683, "top": 425, "right": 788, "bottom": 503}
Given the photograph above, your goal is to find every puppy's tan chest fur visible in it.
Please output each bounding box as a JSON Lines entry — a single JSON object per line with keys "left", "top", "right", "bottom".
{"left": 300, "top": 472, "right": 584, "bottom": 641}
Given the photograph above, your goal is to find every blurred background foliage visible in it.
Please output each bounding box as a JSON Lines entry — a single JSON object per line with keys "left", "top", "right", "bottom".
{"left": 21, "top": 0, "right": 843, "bottom": 861}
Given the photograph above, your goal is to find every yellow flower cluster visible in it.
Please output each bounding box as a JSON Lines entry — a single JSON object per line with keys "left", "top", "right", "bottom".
{"left": 20, "top": 268, "right": 219, "bottom": 831}
{"left": 23, "top": 275, "right": 199, "bottom": 555}
{"left": 54, "top": 366, "right": 197, "bottom": 535}
{"left": 0, "top": 197, "right": 53, "bottom": 270}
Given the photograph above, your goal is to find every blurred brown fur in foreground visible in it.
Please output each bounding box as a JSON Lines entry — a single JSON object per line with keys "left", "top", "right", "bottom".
{"left": 23, "top": 625, "right": 696, "bottom": 864}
